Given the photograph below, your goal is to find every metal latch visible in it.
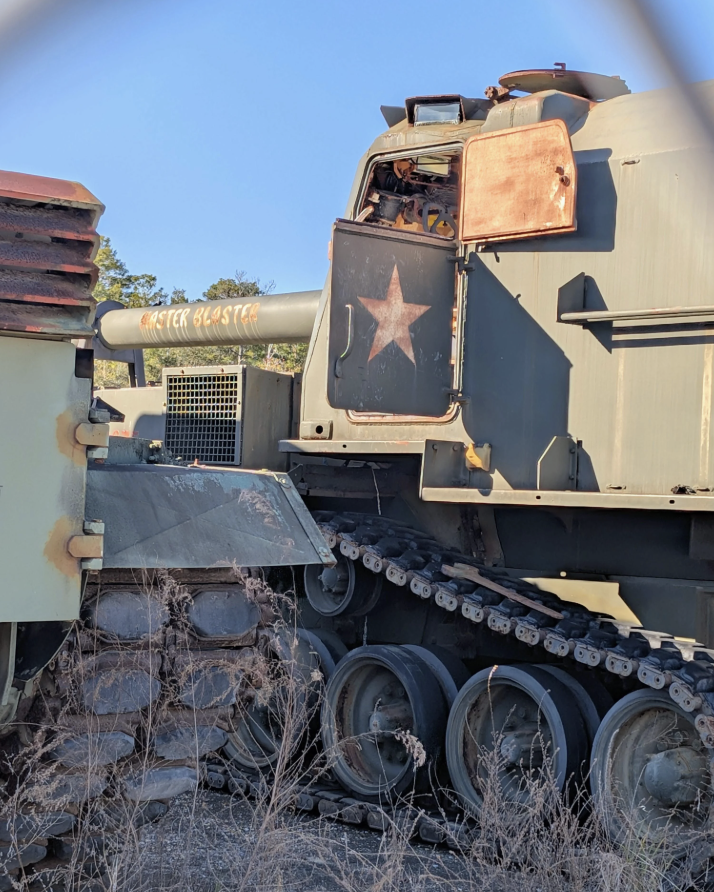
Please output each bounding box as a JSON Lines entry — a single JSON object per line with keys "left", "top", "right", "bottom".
{"left": 68, "top": 520, "right": 104, "bottom": 571}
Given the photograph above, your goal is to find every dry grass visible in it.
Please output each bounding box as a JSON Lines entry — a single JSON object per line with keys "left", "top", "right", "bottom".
{"left": 0, "top": 575, "right": 709, "bottom": 892}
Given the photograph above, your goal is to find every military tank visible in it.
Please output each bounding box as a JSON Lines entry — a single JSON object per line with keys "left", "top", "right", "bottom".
{"left": 3, "top": 65, "right": 714, "bottom": 884}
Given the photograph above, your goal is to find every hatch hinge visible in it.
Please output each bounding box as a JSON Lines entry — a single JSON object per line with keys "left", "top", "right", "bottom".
{"left": 446, "top": 255, "right": 475, "bottom": 274}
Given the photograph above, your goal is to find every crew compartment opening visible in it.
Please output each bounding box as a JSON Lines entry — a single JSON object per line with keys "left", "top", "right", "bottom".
{"left": 357, "top": 151, "right": 461, "bottom": 239}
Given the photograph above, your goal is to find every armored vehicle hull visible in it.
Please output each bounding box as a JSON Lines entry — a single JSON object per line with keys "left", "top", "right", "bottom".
{"left": 4, "top": 68, "right": 714, "bottom": 886}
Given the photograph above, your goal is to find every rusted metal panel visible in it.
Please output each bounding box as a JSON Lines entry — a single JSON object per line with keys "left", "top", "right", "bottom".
{"left": 459, "top": 120, "right": 577, "bottom": 244}
{"left": 0, "top": 270, "right": 94, "bottom": 307}
{"left": 0, "top": 302, "right": 95, "bottom": 338}
{"left": 0, "top": 170, "right": 103, "bottom": 215}
{"left": 0, "top": 237, "right": 94, "bottom": 276}
{"left": 86, "top": 464, "right": 334, "bottom": 569}
{"left": 0, "top": 202, "right": 99, "bottom": 240}
{"left": 0, "top": 168, "right": 103, "bottom": 339}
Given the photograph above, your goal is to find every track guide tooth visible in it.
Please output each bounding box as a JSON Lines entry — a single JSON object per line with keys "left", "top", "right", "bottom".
{"left": 366, "top": 810, "right": 390, "bottom": 831}
{"left": 515, "top": 622, "right": 544, "bottom": 645}
{"left": 418, "top": 819, "right": 446, "bottom": 844}
{"left": 339, "top": 540, "right": 360, "bottom": 560}
{"left": 670, "top": 681, "right": 703, "bottom": 712}
{"left": 320, "top": 528, "right": 337, "bottom": 549}
{"left": 543, "top": 633, "right": 572, "bottom": 657}
{"left": 670, "top": 640, "right": 699, "bottom": 661}
{"left": 385, "top": 564, "right": 408, "bottom": 586}
{"left": 462, "top": 601, "right": 485, "bottom": 623}
{"left": 573, "top": 643, "right": 604, "bottom": 667}
{"left": 605, "top": 653, "right": 638, "bottom": 677}
{"left": 695, "top": 713, "right": 714, "bottom": 746}
{"left": 637, "top": 662, "right": 670, "bottom": 689}
{"left": 487, "top": 613, "right": 514, "bottom": 635}
{"left": 410, "top": 577, "right": 434, "bottom": 599}
{"left": 296, "top": 791, "right": 316, "bottom": 811}
{"left": 363, "top": 553, "right": 383, "bottom": 573}
{"left": 435, "top": 586, "right": 460, "bottom": 611}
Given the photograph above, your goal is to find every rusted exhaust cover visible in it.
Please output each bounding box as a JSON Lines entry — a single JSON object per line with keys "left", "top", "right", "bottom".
{"left": 0, "top": 169, "right": 104, "bottom": 339}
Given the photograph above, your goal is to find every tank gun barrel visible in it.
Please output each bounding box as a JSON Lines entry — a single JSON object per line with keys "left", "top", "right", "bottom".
{"left": 96, "top": 290, "right": 321, "bottom": 351}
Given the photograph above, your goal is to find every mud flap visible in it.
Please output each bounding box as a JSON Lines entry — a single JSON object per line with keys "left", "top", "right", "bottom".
{"left": 86, "top": 464, "right": 334, "bottom": 569}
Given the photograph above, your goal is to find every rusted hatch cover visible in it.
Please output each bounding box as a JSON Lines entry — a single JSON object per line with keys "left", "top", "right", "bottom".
{"left": 459, "top": 119, "right": 577, "bottom": 244}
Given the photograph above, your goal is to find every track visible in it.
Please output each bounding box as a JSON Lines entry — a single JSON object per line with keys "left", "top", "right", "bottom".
{"left": 307, "top": 511, "right": 714, "bottom": 861}
{"left": 2, "top": 510, "right": 714, "bottom": 888}
{"left": 0, "top": 572, "right": 307, "bottom": 891}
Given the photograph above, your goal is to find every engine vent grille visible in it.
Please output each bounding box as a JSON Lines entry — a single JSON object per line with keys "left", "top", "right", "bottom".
{"left": 164, "top": 371, "right": 241, "bottom": 464}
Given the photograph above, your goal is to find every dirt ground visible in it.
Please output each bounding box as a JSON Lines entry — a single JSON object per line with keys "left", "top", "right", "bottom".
{"left": 131, "top": 788, "right": 476, "bottom": 892}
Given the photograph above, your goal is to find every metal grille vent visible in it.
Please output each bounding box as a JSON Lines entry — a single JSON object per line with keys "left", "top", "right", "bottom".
{"left": 164, "top": 373, "right": 240, "bottom": 464}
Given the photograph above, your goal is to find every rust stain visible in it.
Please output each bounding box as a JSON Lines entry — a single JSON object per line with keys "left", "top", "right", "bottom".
{"left": 0, "top": 169, "right": 103, "bottom": 209}
{"left": 43, "top": 515, "right": 80, "bottom": 580}
{"left": 0, "top": 169, "right": 103, "bottom": 337}
{"left": 55, "top": 407, "right": 86, "bottom": 467}
{"left": 459, "top": 119, "right": 577, "bottom": 244}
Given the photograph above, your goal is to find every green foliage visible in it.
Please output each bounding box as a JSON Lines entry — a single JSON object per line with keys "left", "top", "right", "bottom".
{"left": 203, "top": 273, "right": 271, "bottom": 302}
{"left": 93, "top": 237, "right": 185, "bottom": 308}
{"left": 93, "top": 239, "right": 307, "bottom": 387}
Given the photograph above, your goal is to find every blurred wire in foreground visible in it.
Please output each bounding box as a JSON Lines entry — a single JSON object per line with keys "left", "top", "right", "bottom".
{"left": 609, "top": 0, "right": 714, "bottom": 146}
{"left": 0, "top": 0, "right": 148, "bottom": 78}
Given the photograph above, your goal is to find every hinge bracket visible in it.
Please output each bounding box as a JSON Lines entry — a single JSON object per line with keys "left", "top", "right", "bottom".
{"left": 446, "top": 255, "right": 475, "bottom": 274}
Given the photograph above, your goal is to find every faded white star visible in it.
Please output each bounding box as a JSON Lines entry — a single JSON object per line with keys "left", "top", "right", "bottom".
{"left": 358, "top": 265, "right": 430, "bottom": 364}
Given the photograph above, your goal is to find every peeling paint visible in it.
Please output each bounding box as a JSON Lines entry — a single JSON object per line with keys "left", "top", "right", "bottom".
{"left": 43, "top": 515, "right": 80, "bottom": 580}
{"left": 55, "top": 406, "right": 87, "bottom": 468}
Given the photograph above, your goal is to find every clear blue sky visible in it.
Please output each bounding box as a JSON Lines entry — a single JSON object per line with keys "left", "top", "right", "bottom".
{"left": 0, "top": 0, "right": 711, "bottom": 299}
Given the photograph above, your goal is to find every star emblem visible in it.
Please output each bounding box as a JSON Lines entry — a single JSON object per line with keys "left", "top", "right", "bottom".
{"left": 358, "top": 265, "right": 430, "bottom": 364}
